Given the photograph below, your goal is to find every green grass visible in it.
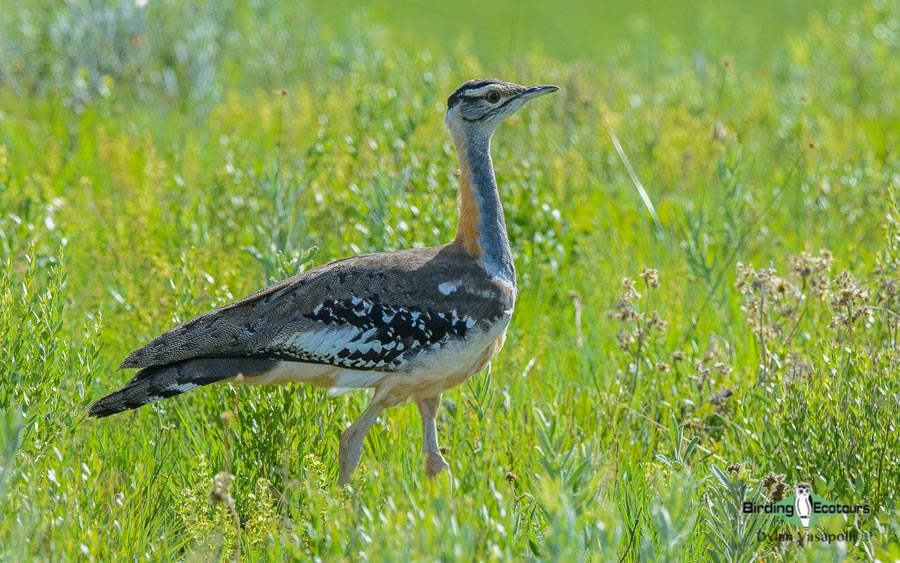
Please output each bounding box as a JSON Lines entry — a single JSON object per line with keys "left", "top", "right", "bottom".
{"left": 314, "top": 0, "right": 856, "bottom": 67}
{"left": 1, "top": 0, "right": 899, "bottom": 560}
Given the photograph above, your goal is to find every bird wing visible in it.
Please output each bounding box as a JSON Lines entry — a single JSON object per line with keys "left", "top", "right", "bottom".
{"left": 120, "top": 244, "right": 511, "bottom": 375}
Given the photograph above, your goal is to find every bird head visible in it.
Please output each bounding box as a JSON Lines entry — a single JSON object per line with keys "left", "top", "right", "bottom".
{"left": 795, "top": 483, "right": 811, "bottom": 498}
{"left": 444, "top": 79, "right": 558, "bottom": 141}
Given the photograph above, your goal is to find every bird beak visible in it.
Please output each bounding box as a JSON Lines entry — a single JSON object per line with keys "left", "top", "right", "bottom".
{"left": 519, "top": 85, "right": 560, "bottom": 101}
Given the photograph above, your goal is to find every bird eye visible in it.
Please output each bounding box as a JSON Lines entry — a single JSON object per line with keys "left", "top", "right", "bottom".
{"left": 486, "top": 90, "right": 501, "bottom": 103}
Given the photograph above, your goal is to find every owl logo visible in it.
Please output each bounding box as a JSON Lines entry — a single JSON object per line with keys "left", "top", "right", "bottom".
{"left": 794, "top": 483, "right": 813, "bottom": 530}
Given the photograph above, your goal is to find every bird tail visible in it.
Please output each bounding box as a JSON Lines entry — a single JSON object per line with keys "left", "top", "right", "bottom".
{"left": 88, "top": 357, "right": 278, "bottom": 417}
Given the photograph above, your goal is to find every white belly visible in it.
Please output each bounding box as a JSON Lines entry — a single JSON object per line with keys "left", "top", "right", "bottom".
{"left": 395, "top": 319, "right": 509, "bottom": 399}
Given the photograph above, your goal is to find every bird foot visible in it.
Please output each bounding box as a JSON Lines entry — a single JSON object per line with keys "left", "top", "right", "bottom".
{"left": 426, "top": 453, "right": 450, "bottom": 478}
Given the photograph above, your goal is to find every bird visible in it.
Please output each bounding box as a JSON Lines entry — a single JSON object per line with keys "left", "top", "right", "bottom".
{"left": 794, "top": 482, "right": 813, "bottom": 530}
{"left": 89, "top": 78, "right": 559, "bottom": 485}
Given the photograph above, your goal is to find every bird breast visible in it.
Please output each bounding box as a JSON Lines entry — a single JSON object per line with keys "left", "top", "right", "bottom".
{"left": 396, "top": 313, "right": 511, "bottom": 400}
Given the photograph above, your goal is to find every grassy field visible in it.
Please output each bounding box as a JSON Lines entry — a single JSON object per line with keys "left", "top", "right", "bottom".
{"left": 1, "top": 0, "right": 899, "bottom": 560}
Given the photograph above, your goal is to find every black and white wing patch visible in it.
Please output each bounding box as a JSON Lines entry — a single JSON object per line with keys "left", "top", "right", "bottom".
{"left": 262, "top": 296, "right": 477, "bottom": 371}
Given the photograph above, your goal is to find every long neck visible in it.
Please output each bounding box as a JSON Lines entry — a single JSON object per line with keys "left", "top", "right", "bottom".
{"left": 453, "top": 130, "right": 515, "bottom": 284}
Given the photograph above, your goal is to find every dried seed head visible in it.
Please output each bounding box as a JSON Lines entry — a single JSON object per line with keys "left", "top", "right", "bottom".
{"left": 648, "top": 311, "right": 668, "bottom": 332}
{"left": 772, "top": 481, "right": 791, "bottom": 502}
{"left": 615, "top": 330, "right": 636, "bottom": 351}
{"left": 620, "top": 277, "right": 641, "bottom": 303}
{"left": 830, "top": 270, "right": 872, "bottom": 329}
{"left": 611, "top": 302, "right": 639, "bottom": 322}
{"left": 639, "top": 268, "right": 660, "bottom": 289}
{"left": 211, "top": 471, "right": 235, "bottom": 507}
{"left": 762, "top": 472, "right": 790, "bottom": 502}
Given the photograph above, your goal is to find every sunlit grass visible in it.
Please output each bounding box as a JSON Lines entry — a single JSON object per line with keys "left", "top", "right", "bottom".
{"left": 1, "top": 0, "right": 898, "bottom": 560}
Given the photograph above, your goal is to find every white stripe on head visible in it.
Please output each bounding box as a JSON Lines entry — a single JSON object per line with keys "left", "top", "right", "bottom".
{"left": 461, "top": 85, "right": 500, "bottom": 98}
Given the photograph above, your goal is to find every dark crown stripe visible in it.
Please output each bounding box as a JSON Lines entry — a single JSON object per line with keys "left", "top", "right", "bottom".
{"left": 447, "top": 79, "right": 503, "bottom": 110}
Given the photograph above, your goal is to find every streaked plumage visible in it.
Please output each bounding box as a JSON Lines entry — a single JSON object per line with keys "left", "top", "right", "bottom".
{"left": 90, "top": 78, "right": 558, "bottom": 484}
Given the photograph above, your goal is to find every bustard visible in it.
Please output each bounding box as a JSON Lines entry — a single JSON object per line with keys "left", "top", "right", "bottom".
{"left": 90, "top": 79, "right": 558, "bottom": 485}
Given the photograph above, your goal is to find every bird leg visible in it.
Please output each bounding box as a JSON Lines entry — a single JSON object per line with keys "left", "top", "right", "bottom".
{"left": 416, "top": 395, "right": 449, "bottom": 478}
{"left": 338, "top": 395, "right": 387, "bottom": 486}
